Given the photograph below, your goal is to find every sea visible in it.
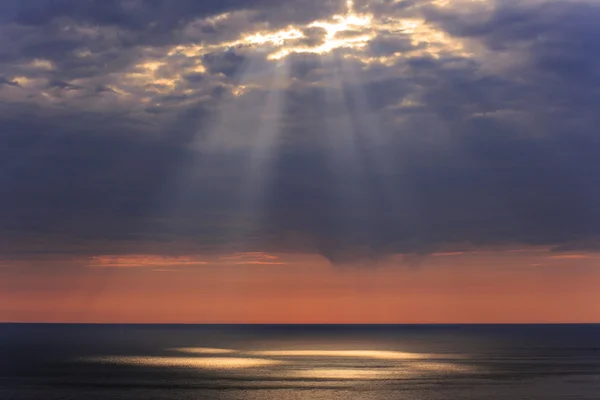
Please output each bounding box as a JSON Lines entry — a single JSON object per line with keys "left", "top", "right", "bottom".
{"left": 1, "top": 324, "right": 599, "bottom": 399}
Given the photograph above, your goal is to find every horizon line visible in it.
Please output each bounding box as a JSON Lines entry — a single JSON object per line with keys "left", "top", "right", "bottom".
{"left": 2, "top": 322, "right": 599, "bottom": 326}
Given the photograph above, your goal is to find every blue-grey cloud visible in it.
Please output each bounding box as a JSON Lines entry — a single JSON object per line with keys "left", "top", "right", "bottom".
{"left": 1, "top": 0, "right": 600, "bottom": 264}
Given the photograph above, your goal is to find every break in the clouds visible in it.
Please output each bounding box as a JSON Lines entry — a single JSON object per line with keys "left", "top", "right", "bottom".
{"left": 1, "top": 0, "right": 600, "bottom": 264}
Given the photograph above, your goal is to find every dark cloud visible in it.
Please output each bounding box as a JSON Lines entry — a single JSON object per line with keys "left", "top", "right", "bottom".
{"left": 0, "top": 76, "right": 19, "bottom": 87}
{"left": 11, "top": 0, "right": 342, "bottom": 40}
{"left": 203, "top": 50, "right": 247, "bottom": 78}
{"left": 1, "top": 0, "right": 600, "bottom": 265}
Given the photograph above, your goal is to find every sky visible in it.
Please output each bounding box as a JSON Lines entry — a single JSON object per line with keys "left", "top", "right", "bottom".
{"left": 1, "top": 0, "right": 600, "bottom": 323}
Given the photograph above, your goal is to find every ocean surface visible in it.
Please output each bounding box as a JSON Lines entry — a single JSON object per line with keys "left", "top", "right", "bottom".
{"left": 1, "top": 324, "right": 599, "bottom": 399}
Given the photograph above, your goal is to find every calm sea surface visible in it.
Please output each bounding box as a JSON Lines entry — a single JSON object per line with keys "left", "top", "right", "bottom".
{"left": 1, "top": 324, "right": 599, "bottom": 399}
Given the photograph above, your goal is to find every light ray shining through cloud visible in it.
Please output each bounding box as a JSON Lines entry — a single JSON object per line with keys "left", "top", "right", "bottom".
{"left": 1, "top": 0, "right": 600, "bottom": 320}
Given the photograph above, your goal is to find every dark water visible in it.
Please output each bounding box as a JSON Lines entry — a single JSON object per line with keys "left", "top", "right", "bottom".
{"left": 1, "top": 324, "right": 599, "bottom": 399}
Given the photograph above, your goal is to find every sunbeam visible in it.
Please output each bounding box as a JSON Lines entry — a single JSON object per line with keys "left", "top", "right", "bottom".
{"left": 227, "top": 59, "right": 291, "bottom": 251}
{"left": 319, "top": 54, "right": 373, "bottom": 256}
{"left": 157, "top": 53, "right": 290, "bottom": 255}
{"left": 3, "top": 0, "right": 600, "bottom": 355}
{"left": 335, "top": 55, "right": 415, "bottom": 242}
{"left": 238, "top": 60, "right": 290, "bottom": 208}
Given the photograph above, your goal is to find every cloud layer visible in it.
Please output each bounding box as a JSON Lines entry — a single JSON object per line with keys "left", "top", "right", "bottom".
{"left": 1, "top": 0, "right": 600, "bottom": 264}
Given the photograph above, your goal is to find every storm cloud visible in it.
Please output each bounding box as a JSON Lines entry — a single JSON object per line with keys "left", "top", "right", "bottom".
{"left": 1, "top": 0, "right": 600, "bottom": 265}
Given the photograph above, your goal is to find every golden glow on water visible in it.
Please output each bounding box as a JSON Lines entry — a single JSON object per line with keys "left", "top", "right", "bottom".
{"left": 86, "top": 347, "right": 476, "bottom": 380}
{"left": 90, "top": 356, "right": 283, "bottom": 369}
{"left": 292, "top": 368, "right": 402, "bottom": 380}
{"left": 412, "top": 361, "right": 474, "bottom": 373}
{"left": 250, "top": 350, "right": 427, "bottom": 359}
{"left": 170, "top": 347, "right": 236, "bottom": 354}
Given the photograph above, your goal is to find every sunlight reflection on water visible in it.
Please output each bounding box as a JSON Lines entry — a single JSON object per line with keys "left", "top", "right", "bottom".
{"left": 8, "top": 325, "right": 600, "bottom": 399}
{"left": 89, "top": 356, "right": 284, "bottom": 369}
{"left": 169, "top": 347, "right": 236, "bottom": 354}
{"left": 87, "top": 347, "right": 475, "bottom": 380}
{"left": 290, "top": 368, "right": 407, "bottom": 380}
{"left": 248, "top": 350, "right": 427, "bottom": 359}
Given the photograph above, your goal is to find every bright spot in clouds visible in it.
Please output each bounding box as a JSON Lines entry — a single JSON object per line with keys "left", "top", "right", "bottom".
{"left": 243, "top": 28, "right": 305, "bottom": 47}
{"left": 268, "top": 0, "right": 375, "bottom": 59}
{"left": 168, "top": 0, "right": 466, "bottom": 63}
{"left": 5, "top": 0, "right": 474, "bottom": 103}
